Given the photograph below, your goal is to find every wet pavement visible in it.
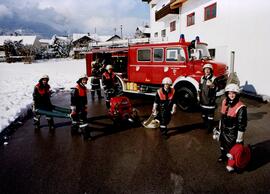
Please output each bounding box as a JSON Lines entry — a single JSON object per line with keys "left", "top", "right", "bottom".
{"left": 0, "top": 92, "right": 270, "bottom": 194}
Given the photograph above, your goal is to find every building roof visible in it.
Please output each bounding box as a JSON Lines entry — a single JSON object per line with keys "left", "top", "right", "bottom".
{"left": 137, "top": 26, "right": 151, "bottom": 34}
{"left": 98, "top": 35, "right": 113, "bottom": 42}
{"left": 39, "top": 39, "right": 53, "bottom": 45}
{"left": 106, "top": 35, "right": 121, "bottom": 41}
{"left": 0, "top": 35, "right": 38, "bottom": 46}
{"left": 142, "top": 0, "right": 151, "bottom": 3}
{"left": 72, "top": 33, "right": 121, "bottom": 43}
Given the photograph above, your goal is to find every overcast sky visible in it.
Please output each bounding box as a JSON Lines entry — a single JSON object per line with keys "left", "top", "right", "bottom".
{"left": 0, "top": 0, "right": 150, "bottom": 36}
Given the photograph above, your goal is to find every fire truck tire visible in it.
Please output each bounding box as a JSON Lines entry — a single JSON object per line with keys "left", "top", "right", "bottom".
{"left": 176, "top": 87, "right": 196, "bottom": 111}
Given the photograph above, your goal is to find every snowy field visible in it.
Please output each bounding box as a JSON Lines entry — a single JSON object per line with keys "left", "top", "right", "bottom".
{"left": 0, "top": 59, "right": 86, "bottom": 132}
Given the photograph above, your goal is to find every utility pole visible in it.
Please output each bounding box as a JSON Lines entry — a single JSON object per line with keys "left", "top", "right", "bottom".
{"left": 114, "top": 28, "right": 117, "bottom": 35}
{"left": 120, "top": 25, "right": 123, "bottom": 39}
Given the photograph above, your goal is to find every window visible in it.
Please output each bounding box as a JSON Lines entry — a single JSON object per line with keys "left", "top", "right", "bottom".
{"left": 189, "top": 43, "right": 211, "bottom": 60}
{"left": 208, "top": 48, "right": 215, "bottom": 59}
{"left": 138, "top": 49, "right": 151, "bottom": 61}
{"left": 187, "top": 12, "right": 195, "bottom": 26}
{"left": 154, "top": 32, "right": 158, "bottom": 37}
{"left": 205, "top": 3, "right": 217, "bottom": 21}
{"left": 154, "top": 48, "right": 163, "bottom": 62}
{"left": 170, "top": 21, "right": 176, "bottom": 32}
{"left": 161, "top": 29, "right": 166, "bottom": 37}
{"left": 166, "top": 48, "right": 186, "bottom": 62}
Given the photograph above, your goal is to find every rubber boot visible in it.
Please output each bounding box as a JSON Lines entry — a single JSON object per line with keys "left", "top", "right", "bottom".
{"left": 71, "top": 121, "right": 79, "bottom": 135}
{"left": 33, "top": 115, "right": 40, "bottom": 130}
{"left": 207, "top": 119, "right": 214, "bottom": 134}
{"left": 218, "top": 148, "right": 227, "bottom": 163}
{"left": 203, "top": 118, "right": 208, "bottom": 129}
{"left": 82, "top": 125, "right": 92, "bottom": 140}
{"left": 47, "top": 117, "right": 55, "bottom": 131}
{"left": 91, "top": 90, "right": 95, "bottom": 101}
{"left": 106, "top": 101, "right": 110, "bottom": 109}
{"left": 97, "top": 89, "right": 103, "bottom": 99}
{"left": 160, "top": 125, "right": 168, "bottom": 139}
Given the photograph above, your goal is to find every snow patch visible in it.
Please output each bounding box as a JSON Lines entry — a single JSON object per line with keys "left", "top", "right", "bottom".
{"left": 0, "top": 58, "right": 86, "bottom": 132}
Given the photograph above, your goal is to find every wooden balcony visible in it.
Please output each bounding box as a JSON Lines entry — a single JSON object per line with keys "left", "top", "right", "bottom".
{"left": 155, "top": 2, "right": 179, "bottom": 21}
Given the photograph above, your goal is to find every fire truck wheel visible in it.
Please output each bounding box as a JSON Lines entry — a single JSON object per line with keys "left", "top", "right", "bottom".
{"left": 176, "top": 87, "right": 196, "bottom": 111}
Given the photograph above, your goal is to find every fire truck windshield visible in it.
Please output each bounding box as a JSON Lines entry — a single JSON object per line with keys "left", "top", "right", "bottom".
{"left": 190, "top": 43, "right": 211, "bottom": 60}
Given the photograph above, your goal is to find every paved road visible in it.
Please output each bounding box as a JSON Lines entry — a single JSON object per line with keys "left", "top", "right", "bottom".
{"left": 0, "top": 92, "right": 270, "bottom": 194}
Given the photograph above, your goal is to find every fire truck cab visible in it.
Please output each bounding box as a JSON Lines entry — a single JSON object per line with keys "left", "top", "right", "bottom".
{"left": 86, "top": 35, "right": 228, "bottom": 110}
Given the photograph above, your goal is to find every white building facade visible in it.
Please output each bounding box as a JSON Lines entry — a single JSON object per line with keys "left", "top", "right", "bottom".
{"left": 143, "top": 0, "right": 270, "bottom": 99}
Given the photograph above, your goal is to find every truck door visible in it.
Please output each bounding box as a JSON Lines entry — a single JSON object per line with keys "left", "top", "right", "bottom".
{"left": 151, "top": 47, "right": 165, "bottom": 84}
{"left": 129, "top": 48, "right": 152, "bottom": 83}
{"left": 152, "top": 47, "right": 187, "bottom": 83}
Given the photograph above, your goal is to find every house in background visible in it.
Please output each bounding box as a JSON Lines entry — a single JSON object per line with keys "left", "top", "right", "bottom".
{"left": 142, "top": 0, "right": 270, "bottom": 99}
{"left": 135, "top": 25, "right": 151, "bottom": 38}
{"left": 39, "top": 38, "right": 53, "bottom": 50}
{"left": 0, "top": 35, "right": 41, "bottom": 62}
{"left": 72, "top": 34, "right": 123, "bottom": 58}
{"left": 72, "top": 33, "right": 97, "bottom": 59}
{"left": 99, "top": 35, "right": 122, "bottom": 42}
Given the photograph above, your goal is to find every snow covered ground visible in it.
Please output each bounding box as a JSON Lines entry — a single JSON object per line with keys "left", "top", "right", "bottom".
{"left": 0, "top": 58, "right": 86, "bottom": 132}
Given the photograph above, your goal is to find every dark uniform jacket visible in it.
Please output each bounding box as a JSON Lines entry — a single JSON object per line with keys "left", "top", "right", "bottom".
{"left": 102, "top": 71, "right": 117, "bottom": 91}
{"left": 71, "top": 83, "right": 87, "bottom": 109}
{"left": 220, "top": 98, "right": 247, "bottom": 152}
{"left": 91, "top": 64, "right": 102, "bottom": 79}
{"left": 33, "top": 82, "right": 52, "bottom": 110}
{"left": 91, "top": 65, "right": 102, "bottom": 88}
{"left": 154, "top": 87, "right": 176, "bottom": 111}
{"left": 199, "top": 74, "right": 218, "bottom": 108}
{"left": 154, "top": 87, "right": 176, "bottom": 126}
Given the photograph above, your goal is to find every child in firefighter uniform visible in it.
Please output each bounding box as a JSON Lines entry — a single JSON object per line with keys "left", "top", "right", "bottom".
{"left": 102, "top": 65, "right": 118, "bottom": 109}
{"left": 32, "top": 75, "right": 55, "bottom": 130}
{"left": 217, "top": 83, "right": 248, "bottom": 172}
{"left": 199, "top": 63, "right": 218, "bottom": 133}
{"left": 152, "top": 77, "right": 177, "bottom": 138}
{"left": 90, "top": 61, "right": 103, "bottom": 100}
{"left": 70, "top": 74, "right": 89, "bottom": 133}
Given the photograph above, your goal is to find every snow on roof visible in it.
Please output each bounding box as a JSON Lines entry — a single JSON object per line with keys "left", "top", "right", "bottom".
{"left": 72, "top": 33, "right": 98, "bottom": 43}
{"left": 73, "top": 33, "right": 87, "bottom": 42}
{"left": 98, "top": 35, "right": 112, "bottom": 42}
{"left": 72, "top": 33, "right": 119, "bottom": 43}
{"left": 39, "top": 39, "right": 53, "bottom": 45}
{"left": 137, "top": 26, "right": 151, "bottom": 34}
{"left": 0, "top": 35, "right": 38, "bottom": 46}
{"left": 55, "top": 36, "right": 70, "bottom": 41}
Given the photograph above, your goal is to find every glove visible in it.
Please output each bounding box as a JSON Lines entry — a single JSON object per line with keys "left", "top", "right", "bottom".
{"left": 152, "top": 103, "right": 158, "bottom": 116}
{"left": 32, "top": 104, "right": 39, "bottom": 114}
{"left": 171, "top": 104, "right": 177, "bottom": 115}
{"left": 70, "top": 106, "right": 76, "bottom": 115}
{"left": 32, "top": 104, "right": 36, "bottom": 112}
{"left": 236, "top": 131, "right": 244, "bottom": 143}
{"left": 212, "top": 127, "right": 220, "bottom": 141}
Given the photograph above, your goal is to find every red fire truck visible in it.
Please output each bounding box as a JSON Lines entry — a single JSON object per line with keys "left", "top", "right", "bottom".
{"left": 86, "top": 35, "right": 228, "bottom": 110}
